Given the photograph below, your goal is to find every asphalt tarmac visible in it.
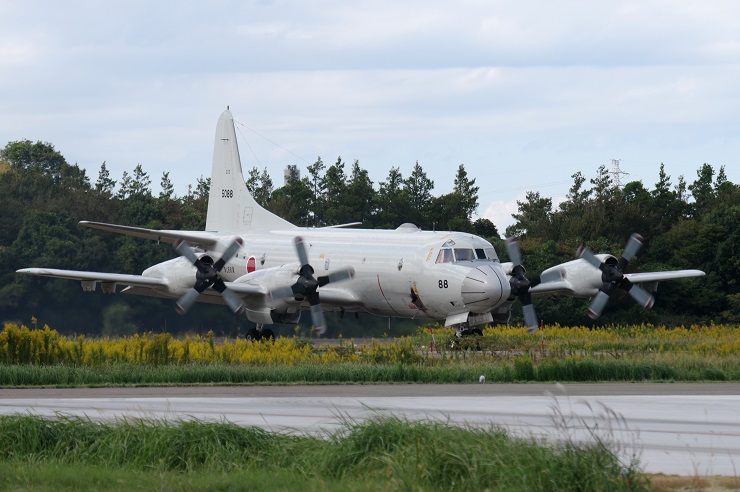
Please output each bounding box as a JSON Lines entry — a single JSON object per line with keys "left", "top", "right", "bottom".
{"left": 1, "top": 383, "right": 739, "bottom": 476}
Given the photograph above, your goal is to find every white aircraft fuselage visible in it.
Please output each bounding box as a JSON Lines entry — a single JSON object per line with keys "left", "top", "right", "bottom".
{"left": 141, "top": 226, "right": 511, "bottom": 327}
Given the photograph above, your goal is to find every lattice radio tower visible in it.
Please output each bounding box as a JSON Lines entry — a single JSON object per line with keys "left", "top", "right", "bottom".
{"left": 611, "top": 159, "right": 628, "bottom": 188}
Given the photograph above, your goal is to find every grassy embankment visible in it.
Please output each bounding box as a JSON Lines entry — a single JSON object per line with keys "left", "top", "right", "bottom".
{"left": 0, "top": 322, "right": 738, "bottom": 386}
{"left": 0, "top": 413, "right": 649, "bottom": 491}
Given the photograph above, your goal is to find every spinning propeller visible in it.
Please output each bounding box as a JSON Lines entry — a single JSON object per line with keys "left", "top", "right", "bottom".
{"left": 505, "top": 237, "right": 542, "bottom": 334}
{"left": 269, "top": 236, "right": 355, "bottom": 334}
{"left": 173, "top": 238, "right": 245, "bottom": 315}
{"left": 577, "top": 233, "right": 654, "bottom": 319}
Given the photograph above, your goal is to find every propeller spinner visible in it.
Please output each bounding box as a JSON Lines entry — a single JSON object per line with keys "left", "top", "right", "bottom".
{"left": 269, "top": 236, "right": 355, "bottom": 334}
{"left": 577, "top": 233, "right": 655, "bottom": 319}
{"left": 173, "top": 238, "right": 245, "bottom": 315}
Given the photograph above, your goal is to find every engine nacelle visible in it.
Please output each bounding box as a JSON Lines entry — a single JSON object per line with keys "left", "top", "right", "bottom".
{"left": 535, "top": 254, "right": 616, "bottom": 298}
{"left": 231, "top": 265, "right": 303, "bottom": 324}
{"left": 142, "top": 256, "right": 200, "bottom": 296}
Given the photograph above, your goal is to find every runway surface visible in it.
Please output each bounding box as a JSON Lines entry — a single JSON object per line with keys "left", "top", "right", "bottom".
{"left": 1, "top": 383, "right": 739, "bottom": 476}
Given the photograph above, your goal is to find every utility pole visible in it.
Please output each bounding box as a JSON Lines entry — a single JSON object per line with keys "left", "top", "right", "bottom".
{"left": 611, "top": 159, "right": 628, "bottom": 188}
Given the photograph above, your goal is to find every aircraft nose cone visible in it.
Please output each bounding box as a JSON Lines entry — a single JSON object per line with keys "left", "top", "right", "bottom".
{"left": 461, "top": 263, "right": 511, "bottom": 312}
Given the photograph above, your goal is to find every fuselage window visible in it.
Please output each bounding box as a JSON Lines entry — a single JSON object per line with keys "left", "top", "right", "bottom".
{"left": 454, "top": 248, "right": 475, "bottom": 261}
{"left": 475, "top": 248, "right": 486, "bottom": 259}
{"left": 436, "top": 248, "right": 454, "bottom": 263}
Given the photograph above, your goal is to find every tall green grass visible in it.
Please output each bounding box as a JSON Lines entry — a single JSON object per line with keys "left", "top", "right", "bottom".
{"left": 0, "top": 357, "right": 737, "bottom": 387}
{"left": 0, "top": 414, "right": 649, "bottom": 491}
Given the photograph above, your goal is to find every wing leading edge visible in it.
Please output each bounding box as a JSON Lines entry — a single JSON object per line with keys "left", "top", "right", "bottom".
{"left": 16, "top": 268, "right": 168, "bottom": 289}
{"left": 16, "top": 267, "right": 272, "bottom": 306}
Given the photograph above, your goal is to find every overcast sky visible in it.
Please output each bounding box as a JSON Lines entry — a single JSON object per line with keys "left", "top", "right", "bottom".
{"left": 2, "top": 1, "right": 739, "bottom": 233}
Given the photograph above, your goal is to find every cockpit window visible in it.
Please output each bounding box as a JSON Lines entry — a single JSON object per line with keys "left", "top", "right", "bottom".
{"left": 454, "top": 248, "right": 475, "bottom": 261}
{"left": 485, "top": 248, "right": 499, "bottom": 261}
{"left": 435, "top": 248, "right": 454, "bottom": 263}
{"left": 437, "top": 246, "right": 499, "bottom": 263}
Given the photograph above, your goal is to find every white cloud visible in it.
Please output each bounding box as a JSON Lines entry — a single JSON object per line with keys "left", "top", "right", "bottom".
{"left": 482, "top": 195, "right": 521, "bottom": 236}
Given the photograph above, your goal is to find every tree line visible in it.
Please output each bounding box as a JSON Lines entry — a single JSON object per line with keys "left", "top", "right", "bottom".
{"left": 0, "top": 139, "right": 737, "bottom": 337}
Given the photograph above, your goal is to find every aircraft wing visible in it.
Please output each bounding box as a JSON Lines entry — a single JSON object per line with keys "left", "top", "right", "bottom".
{"left": 529, "top": 280, "right": 580, "bottom": 296}
{"left": 120, "top": 282, "right": 267, "bottom": 302}
{"left": 79, "top": 221, "right": 221, "bottom": 248}
{"left": 224, "top": 282, "right": 268, "bottom": 297}
{"left": 529, "top": 263, "right": 706, "bottom": 298}
{"left": 624, "top": 270, "right": 705, "bottom": 283}
{"left": 16, "top": 268, "right": 168, "bottom": 289}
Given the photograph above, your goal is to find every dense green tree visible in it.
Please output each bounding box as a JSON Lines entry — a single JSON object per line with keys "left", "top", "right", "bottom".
{"left": 472, "top": 218, "right": 499, "bottom": 240}
{"left": 344, "top": 160, "right": 375, "bottom": 225}
{"left": 321, "top": 157, "right": 350, "bottom": 226}
{"left": 429, "top": 193, "right": 470, "bottom": 232}
{"left": 650, "top": 163, "right": 685, "bottom": 230}
{"left": 507, "top": 191, "right": 553, "bottom": 239}
{"left": 404, "top": 161, "right": 434, "bottom": 229}
{"left": 268, "top": 166, "right": 313, "bottom": 225}
{"left": 429, "top": 164, "right": 480, "bottom": 233}
{"left": 375, "top": 166, "right": 409, "bottom": 228}
{"left": 117, "top": 171, "right": 133, "bottom": 199}
{"left": 159, "top": 172, "right": 175, "bottom": 200}
{"left": 246, "top": 166, "right": 273, "bottom": 208}
{"left": 452, "top": 164, "right": 479, "bottom": 219}
{"left": 688, "top": 163, "right": 716, "bottom": 217}
{"left": 130, "top": 164, "right": 152, "bottom": 196}
{"left": 621, "top": 181, "right": 650, "bottom": 208}
{"left": 95, "top": 162, "right": 116, "bottom": 196}
{"left": 305, "top": 158, "right": 326, "bottom": 225}
{"left": 0, "top": 140, "right": 70, "bottom": 183}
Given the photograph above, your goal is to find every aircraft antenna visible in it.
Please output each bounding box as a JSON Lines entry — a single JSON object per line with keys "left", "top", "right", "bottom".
{"left": 611, "top": 159, "right": 628, "bottom": 188}
{"left": 233, "top": 122, "right": 263, "bottom": 168}
{"left": 233, "top": 119, "right": 310, "bottom": 165}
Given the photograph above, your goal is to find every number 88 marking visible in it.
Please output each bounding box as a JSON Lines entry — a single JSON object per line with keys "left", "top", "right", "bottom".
{"left": 438, "top": 280, "right": 448, "bottom": 289}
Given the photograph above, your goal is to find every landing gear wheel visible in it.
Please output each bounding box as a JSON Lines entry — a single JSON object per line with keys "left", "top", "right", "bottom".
{"left": 246, "top": 328, "right": 262, "bottom": 341}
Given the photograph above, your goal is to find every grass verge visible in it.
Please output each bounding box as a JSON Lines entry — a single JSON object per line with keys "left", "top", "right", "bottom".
{"left": 0, "top": 414, "right": 649, "bottom": 491}
{"left": 0, "top": 357, "right": 738, "bottom": 388}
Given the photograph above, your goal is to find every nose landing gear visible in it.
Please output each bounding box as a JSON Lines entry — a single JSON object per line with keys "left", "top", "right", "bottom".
{"left": 450, "top": 323, "right": 484, "bottom": 350}
{"left": 246, "top": 324, "right": 275, "bottom": 342}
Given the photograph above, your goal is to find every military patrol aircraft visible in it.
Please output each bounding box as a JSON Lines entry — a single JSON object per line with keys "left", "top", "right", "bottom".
{"left": 17, "top": 109, "right": 705, "bottom": 339}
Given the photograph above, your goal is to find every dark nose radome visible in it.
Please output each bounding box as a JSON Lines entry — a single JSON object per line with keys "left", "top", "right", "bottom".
{"left": 461, "top": 264, "right": 510, "bottom": 312}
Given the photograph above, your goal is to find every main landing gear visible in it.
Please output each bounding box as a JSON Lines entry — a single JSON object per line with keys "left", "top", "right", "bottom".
{"left": 246, "top": 324, "right": 275, "bottom": 342}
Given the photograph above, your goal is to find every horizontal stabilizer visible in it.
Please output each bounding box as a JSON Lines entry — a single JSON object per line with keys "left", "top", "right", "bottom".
{"left": 80, "top": 221, "right": 220, "bottom": 248}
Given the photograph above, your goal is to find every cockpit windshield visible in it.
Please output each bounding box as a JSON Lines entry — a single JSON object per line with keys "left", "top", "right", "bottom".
{"left": 454, "top": 248, "right": 475, "bottom": 261}
{"left": 435, "top": 248, "right": 454, "bottom": 263}
{"left": 435, "top": 247, "right": 499, "bottom": 263}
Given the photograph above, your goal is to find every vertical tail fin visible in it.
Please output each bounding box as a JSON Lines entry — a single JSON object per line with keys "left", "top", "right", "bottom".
{"left": 205, "top": 109, "right": 296, "bottom": 233}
